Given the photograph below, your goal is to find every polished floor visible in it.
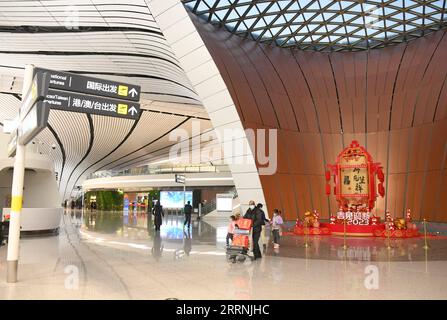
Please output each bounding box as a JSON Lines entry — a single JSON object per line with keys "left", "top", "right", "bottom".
{"left": 0, "top": 209, "right": 446, "bottom": 299}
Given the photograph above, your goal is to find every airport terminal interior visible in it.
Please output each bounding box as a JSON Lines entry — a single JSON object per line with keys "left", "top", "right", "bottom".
{"left": 0, "top": 0, "right": 447, "bottom": 300}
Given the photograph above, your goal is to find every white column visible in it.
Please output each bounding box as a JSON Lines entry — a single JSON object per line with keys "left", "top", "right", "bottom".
{"left": 6, "top": 64, "right": 34, "bottom": 283}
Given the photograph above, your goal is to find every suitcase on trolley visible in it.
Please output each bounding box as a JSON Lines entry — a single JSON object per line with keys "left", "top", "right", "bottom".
{"left": 226, "top": 219, "right": 253, "bottom": 263}
{"left": 236, "top": 218, "right": 252, "bottom": 230}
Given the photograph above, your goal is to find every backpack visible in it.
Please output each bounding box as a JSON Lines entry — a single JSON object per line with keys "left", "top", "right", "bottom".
{"left": 252, "top": 209, "right": 264, "bottom": 230}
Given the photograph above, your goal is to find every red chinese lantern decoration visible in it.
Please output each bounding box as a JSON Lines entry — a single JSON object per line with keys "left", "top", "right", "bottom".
{"left": 327, "top": 140, "right": 385, "bottom": 212}
{"left": 378, "top": 182, "right": 385, "bottom": 197}
{"left": 377, "top": 168, "right": 384, "bottom": 182}
{"left": 330, "top": 215, "right": 336, "bottom": 225}
{"left": 325, "top": 171, "right": 331, "bottom": 181}
{"left": 388, "top": 219, "right": 395, "bottom": 231}
{"left": 325, "top": 183, "right": 331, "bottom": 195}
{"left": 406, "top": 209, "right": 412, "bottom": 222}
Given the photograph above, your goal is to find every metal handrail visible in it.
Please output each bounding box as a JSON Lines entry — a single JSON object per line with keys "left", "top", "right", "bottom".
{"left": 86, "top": 164, "right": 231, "bottom": 180}
{"left": 200, "top": 199, "right": 217, "bottom": 216}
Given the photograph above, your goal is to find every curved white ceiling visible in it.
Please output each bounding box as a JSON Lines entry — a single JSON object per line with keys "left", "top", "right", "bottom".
{"left": 0, "top": 0, "right": 216, "bottom": 200}
{"left": 0, "top": 0, "right": 201, "bottom": 104}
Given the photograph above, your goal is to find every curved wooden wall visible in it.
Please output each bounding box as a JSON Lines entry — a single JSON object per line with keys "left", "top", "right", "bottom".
{"left": 191, "top": 14, "right": 447, "bottom": 222}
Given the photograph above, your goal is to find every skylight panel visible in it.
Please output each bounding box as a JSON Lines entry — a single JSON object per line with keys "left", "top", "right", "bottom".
{"left": 183, "top": 0, "right": 447, "bottom": 51}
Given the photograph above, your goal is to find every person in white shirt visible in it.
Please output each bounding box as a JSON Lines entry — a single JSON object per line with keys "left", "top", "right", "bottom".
{"left": 271, "top": 209, "right": 284, "bottom": 249}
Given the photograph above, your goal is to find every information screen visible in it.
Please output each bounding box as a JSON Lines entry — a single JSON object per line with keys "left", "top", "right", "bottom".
{"left": 160, "top": 191, "right": 193, "bottom": 208}
{"left": 216, "top": 194, "right": 233, "bottom": 212}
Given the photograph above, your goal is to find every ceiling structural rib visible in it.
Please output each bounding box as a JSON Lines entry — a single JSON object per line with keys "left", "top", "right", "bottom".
{"left": 34, "top": 126, "right": 65, "bottom": 187}
{"left": 46, "top": 123, "right": 66, "bottom": 189}
{"left": 0, "top": 52, "right": 200, "bottom": 105}
{"left": 110, "top": 119, "right": 216, "bottom": 171}
{"left": 183, "top": 0, "right": 447, "bottom": 52}
{"left": 0, "top": 0, "right": 201, "bottom": 105}
{"left": 64, "top": 115, "right": 136, "bottom": 199}
{"left": 95, "top": 113, "right": 193, "bottom": 171}
{"left": 46, "top": 110, "right": 91, "bottom": 198}
{"left": 68, "top": 113, "right": 142, "bottom": 197}
{"left": 61, "top": 114, "right": 95, "bottom": 199}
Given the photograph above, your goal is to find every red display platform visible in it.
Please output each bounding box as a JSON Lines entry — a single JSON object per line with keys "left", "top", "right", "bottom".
{"left": 374, "top": 229, "right": 420, "bottom": 238}
{"left": 320, "top": 222, "right": 385, "bottom": 237}
{"left": 293, "top": 226, "right": 331, "bottom": 235}
{"left": 289, "top": 223, "right": 421, "bottom": 238}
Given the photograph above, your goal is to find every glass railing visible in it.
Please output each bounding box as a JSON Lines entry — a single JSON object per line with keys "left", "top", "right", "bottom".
{"left": 86, "top": 164, "right": 231, "bottom": 180}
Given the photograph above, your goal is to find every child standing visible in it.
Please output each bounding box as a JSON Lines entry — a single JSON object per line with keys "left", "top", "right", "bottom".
{"left": 271, "top": 209, "right": 283, "bottom": 249}
{"left": 226, "top": 215, "right": 238, "bottom": 246}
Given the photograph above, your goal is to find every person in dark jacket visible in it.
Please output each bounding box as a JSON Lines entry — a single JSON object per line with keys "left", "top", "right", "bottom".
{"left": 243, "top": 200, "right": 257, "bottom": 220}
{"left": 152, "top": 232, "right": 163, "bottom": 260}
{"left": 244, "top": 200, "right": 264, "bottom": 260}
{"left": 183, "top": 229, "right": 192, "bottom": 256}
{"left": 152, "top": 200, "right": 164, "bottom": 231}
{"left": 256, "top": 203, "right": 270, "bottom": 253}
{"left": 183, "top": 200, "right": 193, "bottom": 229}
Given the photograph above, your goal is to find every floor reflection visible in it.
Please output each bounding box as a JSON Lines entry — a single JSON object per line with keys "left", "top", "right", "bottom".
{"left": 269, "top": 234, "right": 447, "bottom": 262}
{"left": 78, "top": 209, "right": 217, "bottom": 243}
{"left": 67, "top": 209, "right": 447, "bottom": 263}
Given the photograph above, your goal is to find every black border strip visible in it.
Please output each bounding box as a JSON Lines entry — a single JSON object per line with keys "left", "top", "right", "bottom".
{"left": 63, "top": 114, "right": 94, "bottom": 198}
{"left": 0, "top": 50, "right": 181, "bottom": 69}
{"left": 96, "top": 117, "right": 191, "bottom": 171}
{"left": 0, "top": 25, "right": 163, "bottom": 36}
{"left": 70, "top": 113, "right": 142, "bottom": 194}
{"left": 47, "top": 123, "right": 66, "bottom": 189}
{"left": 110, "top": 126, "right": 216, "bottom": 171}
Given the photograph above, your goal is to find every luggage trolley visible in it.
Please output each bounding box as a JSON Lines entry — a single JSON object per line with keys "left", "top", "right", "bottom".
{"left": 226, "top": 218, "right": 254, "bottom": 263}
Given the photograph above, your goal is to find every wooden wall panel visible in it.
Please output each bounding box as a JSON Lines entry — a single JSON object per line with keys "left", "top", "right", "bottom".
{"left": 394, "top": 173, "right": 407, "bottom": 217}
{"left": 191, "top": 14, "right": 447, "bottom": 221}
{"left": 404, "top": 172, "right": 425, "bottom": 219}
{"left": 380, "top": 45, "right": 406, "bottom": 130}
{"left": 294, "top": 175, "right": 313, "bottom": 218}
{"left": 278, "top": 174, "right": 298, "bottom": 219}
{"left": 241, "top": 42, "right": 295, "bottom": 130}
{"left": 409, "top": 125, "right": 432, "bottom": 172}
{"left": 428, "top": 119, "right": 447, "bottom": 171}
{"left": 309, "top": 175, "right": 329, "bottom": 218}
{"left": 276, "top": 129, "right": 290, "bottom": 174}
{"left": 420, "top": 172, "right": 441, "bottom": 221}
{"left": 283, "top": 130, "right": 299, "bottom": 174}
{"left": 264, "top": 46, "right": 307, "bottom": 130}
{"left": 259, "top": 175, "right": 281, "bottom": 215}
{"left": 435, "top": 171, "right": 447, "bottom": 222}
{"left": 416, "top": 31, "right": 447, "bottom": 125}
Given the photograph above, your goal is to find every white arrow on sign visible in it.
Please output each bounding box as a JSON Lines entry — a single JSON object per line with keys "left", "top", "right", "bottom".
{"left": 128, "top": 106, "right": 138, "bottom": 116}
{"left": 129, "top": 88, "right": 138, "bottom": 98}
